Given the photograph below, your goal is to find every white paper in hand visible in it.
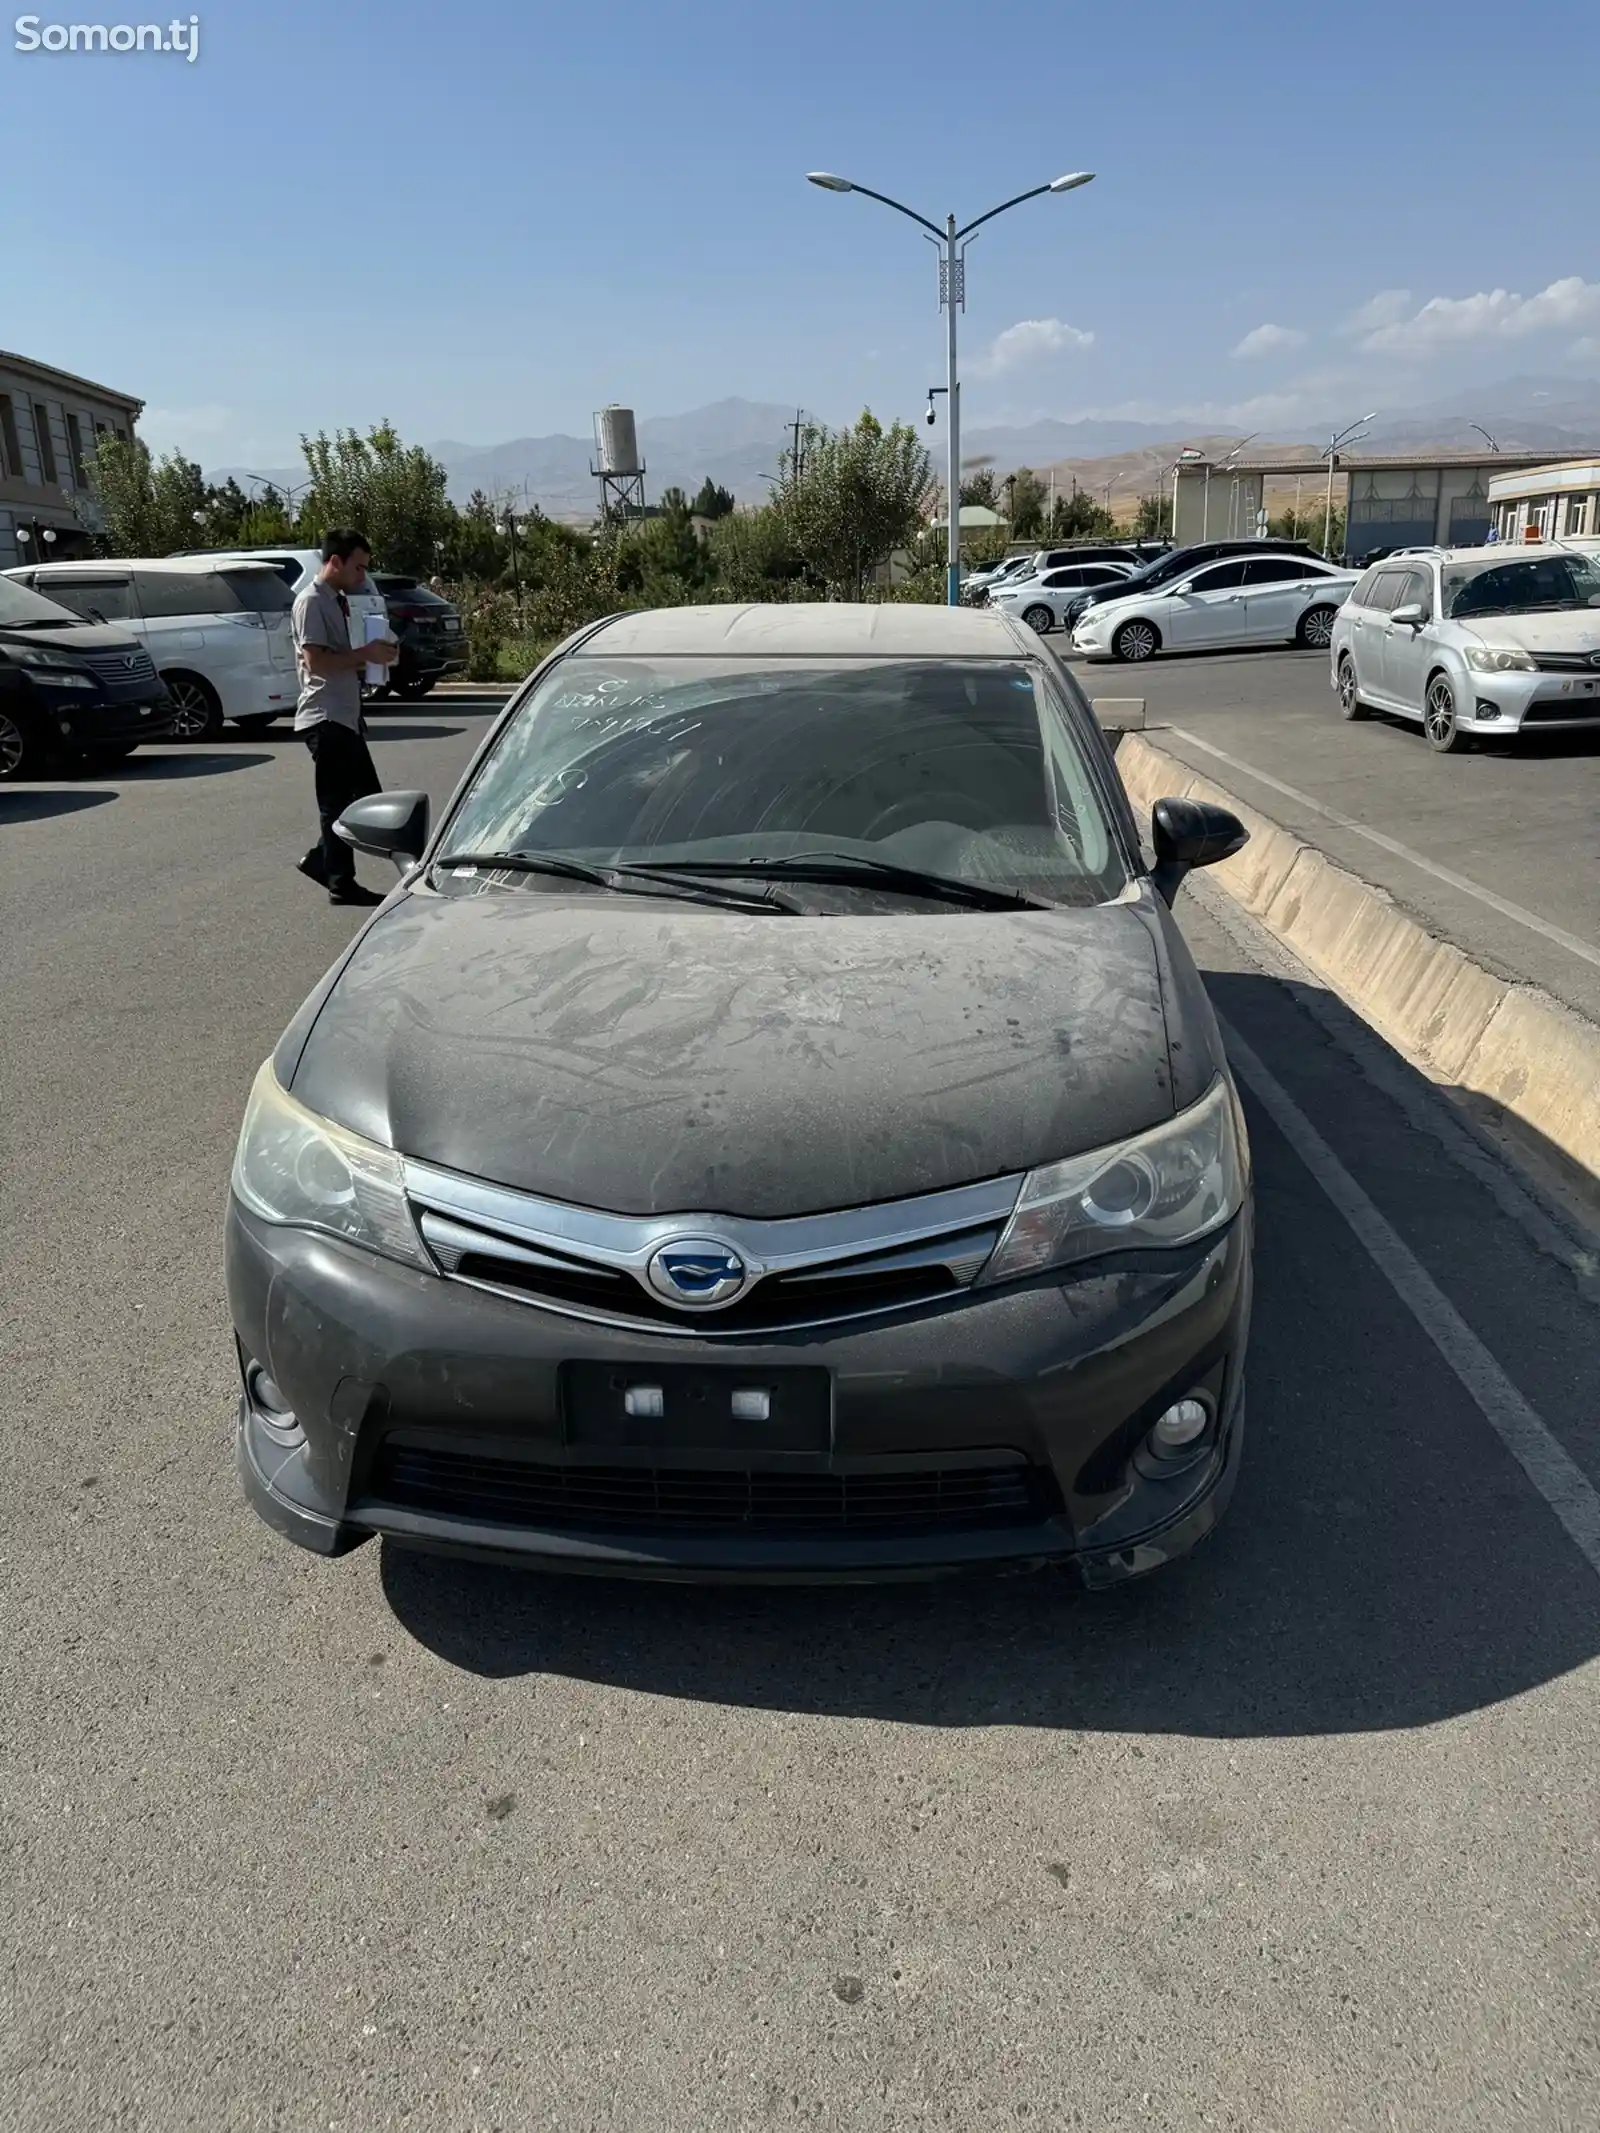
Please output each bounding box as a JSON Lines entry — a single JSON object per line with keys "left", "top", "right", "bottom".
{"left": 364, "top": 612, "right": 390, "bottom": 688}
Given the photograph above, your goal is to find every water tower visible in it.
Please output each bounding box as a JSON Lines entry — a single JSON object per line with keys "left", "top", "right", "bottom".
{"left": 591, "top": 405, "right": 647, "bottom": 522}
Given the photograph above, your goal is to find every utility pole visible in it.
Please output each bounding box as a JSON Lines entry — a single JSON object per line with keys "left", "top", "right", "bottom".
{"left": 789, "top": 408, "right": 806, "bottom": 482}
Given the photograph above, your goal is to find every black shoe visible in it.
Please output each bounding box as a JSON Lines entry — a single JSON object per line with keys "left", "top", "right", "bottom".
{"left": 297, "top": 851, "right": 327, "bottom": 886}
{"left": 328, "top": 884, "right": 384, "bottom": 907}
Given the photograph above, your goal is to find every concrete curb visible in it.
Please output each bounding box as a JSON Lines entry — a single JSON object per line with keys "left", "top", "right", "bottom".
{"left": 1117, "top": 729, "right": 1600, "bottom": 1211}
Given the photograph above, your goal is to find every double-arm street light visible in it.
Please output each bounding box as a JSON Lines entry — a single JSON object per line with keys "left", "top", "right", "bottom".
{"left": 807, "top": 168, "right": 1095, "bottom": 605}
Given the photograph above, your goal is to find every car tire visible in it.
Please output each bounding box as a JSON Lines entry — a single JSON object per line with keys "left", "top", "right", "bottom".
{"left": 1021, "top": 605, "right": 1055, "bottom": 635}
{"left": 1336, "top": 655, "right": 1368, "bottom": 721}
{"left": 395, "top": 676, "right": 436, "bottom": 700}
{"left": 0, "top": 705, "right": 44, "bottom": 781}
{"left": 161, "top": 671, "right": 224, "bottom": 741}
{"left": 233, "top": 715, "right": 280, "bottom": 737}
{"left": 1297, "top": 605, "right": 1338, "bottom": 650}
{"left": 1423, "top": 673, "right": 1470, "bottom": 754}
{"left": 1112, "top": 618, "right": 1160, "bottom": 663}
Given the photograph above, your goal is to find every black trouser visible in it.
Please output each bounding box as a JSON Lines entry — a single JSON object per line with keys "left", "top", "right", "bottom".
{"left": 303, "top": 720, "right": 380, "bottom": 891}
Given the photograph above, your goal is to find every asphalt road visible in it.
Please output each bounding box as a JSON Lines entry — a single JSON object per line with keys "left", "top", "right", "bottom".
{"left": 5, "top": 703, "right": 1600, "bottom": 2132}
{"left": 1070, "top": 641, "right": 1600, "bottom": 1024}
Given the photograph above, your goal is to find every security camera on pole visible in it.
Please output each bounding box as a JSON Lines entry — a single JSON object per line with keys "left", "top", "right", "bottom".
{"left": 807, "top": 168, "right": 1095, "bottom": 606}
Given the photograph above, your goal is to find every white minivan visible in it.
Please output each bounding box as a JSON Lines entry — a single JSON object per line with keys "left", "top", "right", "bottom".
{"left": 5, "top": 558, "right": 299, "bottom": 738}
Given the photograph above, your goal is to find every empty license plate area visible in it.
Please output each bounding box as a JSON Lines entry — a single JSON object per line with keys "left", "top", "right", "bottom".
{"left": 561, "top": 1363, "right": 830, "bottom": 1453}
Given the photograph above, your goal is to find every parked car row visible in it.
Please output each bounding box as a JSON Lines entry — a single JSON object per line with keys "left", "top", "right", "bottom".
{"left": 1, "top": 545, "right": 467, "bottom": 773}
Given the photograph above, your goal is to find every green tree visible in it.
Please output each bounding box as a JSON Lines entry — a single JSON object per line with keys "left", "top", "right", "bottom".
{"left": 689, "top": 477, "right": 736, "bottom": 519}
{"left": 1005, "top": 467, "right": 1048, "bottom": 539}
{"left": 445, "top": 489, "right": 510, "bottom": 582}
{"left": 298, "top": 421, "right": 453, "bottom": 575}
{"left": 776, "top": 410, "right": 933, "bottom": 598}
{"left": 959, "top": 467, "right": 1000, "bottom": 510}
{"left": 617, "top": 488, "right": 713, "bottom": 603}
{"left": 1134, "top": 493, "right": 1169, "bottom": 539}
{"left": 87, "top": 434, "right": 207, "bottom": 555}
{"left": 1047, "top": 489, "right": 1115, "bottom": 540}
{"left": 706, "top": 504, "right": 805, "bottom": 600}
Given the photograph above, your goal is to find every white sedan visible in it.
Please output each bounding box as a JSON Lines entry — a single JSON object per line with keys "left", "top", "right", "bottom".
{"left": 1071, "top": 553, "right": 1359, "bottom": 661}
{"left": 988, "top": 561, "right": 1135, "bottom": 634}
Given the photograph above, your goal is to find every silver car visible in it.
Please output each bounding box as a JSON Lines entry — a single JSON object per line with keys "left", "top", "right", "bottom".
{"left": 1072, "top": 553, "right": 1357, "bottom": 662}
{"left": 1329, "top": 544, "right": 1600, "bottom": 754}
{"left": 990, "top": 561, "right": 1135, "bottom": 634}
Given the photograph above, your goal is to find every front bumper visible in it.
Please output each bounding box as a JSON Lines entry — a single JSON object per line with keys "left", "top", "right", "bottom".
{"left": 1458, "top": 666, "right": 1600, "bottom": 733}
{"left": 227, "top": 1194, "right": 1252, "bottom": 1585}
{"left": 30, "top": 679, "right": 175, "bottom": 747}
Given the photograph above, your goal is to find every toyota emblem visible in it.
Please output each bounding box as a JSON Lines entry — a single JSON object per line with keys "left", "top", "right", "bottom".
{"left": 645, "top": 1238, "right": 748, "bottom": 1309}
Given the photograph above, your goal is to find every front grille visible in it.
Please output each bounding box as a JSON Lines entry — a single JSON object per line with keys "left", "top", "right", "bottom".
{"left": 445, "top": 1234, "right": 985, "bottom": 1332}
{"left": 368, "top": 1443, "right": 1059, "bottom": 1537}
{"left": 1520, "top": 698, "right": 1600, "bottom": 725}
{"left": 74, "top": 646, "right": 158, "bottom": 688}
{"left": 1531, "top": 652, "right": 1600, "bottom": 672}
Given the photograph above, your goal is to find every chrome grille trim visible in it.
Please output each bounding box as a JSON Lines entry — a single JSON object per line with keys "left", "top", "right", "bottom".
{"left": 402, "top": 1159, "right": 1022, "bottom": 1336}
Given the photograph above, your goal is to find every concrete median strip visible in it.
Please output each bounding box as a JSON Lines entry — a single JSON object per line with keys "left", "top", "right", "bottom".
{"left": 1117, "top": 730, "right": 1600, "bottom": 1215}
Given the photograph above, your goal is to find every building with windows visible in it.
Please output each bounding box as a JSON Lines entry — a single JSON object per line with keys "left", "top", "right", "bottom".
{"left": 0, "top": 349, "right": 143, "bottom": 567}
{"left": 1170, "top": 447, "right": 1598, "bottom": 562}
{"left": 1486, "top": 460, "right": 1600, "bottom": 543}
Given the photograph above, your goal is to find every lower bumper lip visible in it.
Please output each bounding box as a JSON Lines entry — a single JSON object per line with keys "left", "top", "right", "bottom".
{"left": 225, "top": 1198, "right": 1253, "bottom": 1584}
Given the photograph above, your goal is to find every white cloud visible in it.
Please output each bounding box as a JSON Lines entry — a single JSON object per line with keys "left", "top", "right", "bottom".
{"left": 1232, "top": 323, "right": 1307, "bottom": 359}
{"left": 1359, "top": 276, "right": 1600, "bottom": 356}
{"left": 1343, "top": 289, "right": 1412, "bottom": 333}
{"left": 972, "top": 318, "right": 1094, "bottom": 375}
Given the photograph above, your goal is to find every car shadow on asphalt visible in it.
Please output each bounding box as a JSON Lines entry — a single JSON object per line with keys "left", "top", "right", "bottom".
{"left": 75, "top": 751, "right": 275, "bottom": 780}
{"left": 0, "top": 787, "right": 118, "bottom": 822}
{"left": 362, "top": 725, "right": 464, "bottom": 744}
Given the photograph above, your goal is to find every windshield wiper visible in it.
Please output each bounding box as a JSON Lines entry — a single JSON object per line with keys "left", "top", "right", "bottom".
{"left": 0, "top": 617, "right": 73, "bottom": 631}
{"left": 637, "top": 851, "right": 1050, "bottom": 910}
{"left": 431, "top": 850, "right": 797, "bottom": 913}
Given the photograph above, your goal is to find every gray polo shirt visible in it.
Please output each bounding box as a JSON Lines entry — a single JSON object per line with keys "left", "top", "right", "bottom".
{"left": 292, "top": 578, "right": 363, "bottom": 733}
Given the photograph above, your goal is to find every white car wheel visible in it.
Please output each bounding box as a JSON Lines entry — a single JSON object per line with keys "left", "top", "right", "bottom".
{"left": 1021, "top": 604, "right": 1055, "bottom": 634}
{"left": 1112, "top": 618, "right": 1160, "bottom": 663}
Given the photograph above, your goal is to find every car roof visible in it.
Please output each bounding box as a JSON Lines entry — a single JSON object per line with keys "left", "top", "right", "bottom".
{"left": 22, "top": 555, "right": 283, "bottom": 575}
{"left": 577, "top": 602, "right": 1033, "bottom": 659}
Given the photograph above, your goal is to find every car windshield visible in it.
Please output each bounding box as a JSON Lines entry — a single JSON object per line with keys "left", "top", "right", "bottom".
{"left": 1444, "top": 551, "right": 1600, "bottom": 619}
{"left": 0, "top": 576, "right": 82, "bottom": 629}
{"left": 441, "top": 655, "right": 1129, "bottom": 906}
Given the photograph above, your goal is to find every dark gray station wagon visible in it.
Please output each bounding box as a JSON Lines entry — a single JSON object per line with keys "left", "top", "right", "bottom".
{"left": 227, "top": 603, "right": 1252, "bottom": 1584}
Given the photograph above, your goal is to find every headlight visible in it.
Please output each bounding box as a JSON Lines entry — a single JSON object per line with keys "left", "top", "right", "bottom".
{"left": 1464, "top": 646, "right": 1537, "bottom": 673}
{"left": 6, "top": 646, "right": 96, "bottom": 680}
{"left": 978, "top": 1076, "right": 1246, "bottom": 1286}
{"left": 231, "top": 1060, "right": 429, "bottom": 1269}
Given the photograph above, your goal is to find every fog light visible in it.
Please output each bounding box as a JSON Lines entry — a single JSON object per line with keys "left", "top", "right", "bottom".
{"left": 248, "top": 1366, "right": 291, "bottom": 1417}
{"left": 1151, "top": 1397, "right": 1210, "bottom": 1453}
{"left": 1474, "top": 699, "right": 1499, "bottom": 722}
{"left": 730, "top": 1388, "right": 771, "bottom": 1422}
{"left": 623, "top": 1384, "right": 664, "bottom": 1419}
{"left": 58, "top": 717, "right": 74, "bottom": 736}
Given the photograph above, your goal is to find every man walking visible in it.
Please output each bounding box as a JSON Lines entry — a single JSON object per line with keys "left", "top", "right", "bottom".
{"left": 292, "top": 528, "right": 399, "bottom": 907}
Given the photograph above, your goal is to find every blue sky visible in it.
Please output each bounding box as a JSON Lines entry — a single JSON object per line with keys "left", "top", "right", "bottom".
{"left": 4, "top": 0, "right": 1597, "bottom": 463}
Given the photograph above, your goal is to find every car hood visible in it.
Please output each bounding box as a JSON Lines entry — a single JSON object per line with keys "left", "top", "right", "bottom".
{"left": 0, "top": 620, "right": 144, "bottom": 652}
{"left": 1458, "top": 611, "right": 1600, "bottom": 655}
{"left": 289, "top": 890, "right": 1175, "bottom": 1218}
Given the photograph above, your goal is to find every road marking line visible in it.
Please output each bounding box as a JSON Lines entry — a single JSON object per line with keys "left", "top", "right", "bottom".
{"left": 1222, "top": 1020, "right": 1600, "bottom": 1583}
{"left": 1168, "top": 724, "right": 1600, "bottom": 973}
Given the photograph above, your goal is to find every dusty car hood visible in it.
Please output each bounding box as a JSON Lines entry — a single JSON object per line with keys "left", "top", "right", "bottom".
{"left": 289, "top": 889, "right": 1175, "bottom": 1218}
{"left": 1458, "top": 611, "right": 1600, "bottom": 656}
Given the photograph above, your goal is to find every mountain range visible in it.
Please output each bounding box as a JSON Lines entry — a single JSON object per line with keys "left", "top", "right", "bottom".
{"left": 209, "top": 376, "right": 1600, "bottom": 521}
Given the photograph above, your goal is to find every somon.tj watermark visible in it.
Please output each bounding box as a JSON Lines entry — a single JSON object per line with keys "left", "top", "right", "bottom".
{"left": 14, "top": 15, "right": 200, "bottom": 59}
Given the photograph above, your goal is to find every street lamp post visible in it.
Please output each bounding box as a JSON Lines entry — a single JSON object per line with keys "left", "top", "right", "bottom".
{"left": 808, "top": 168, "right": 1095, "bottom": 605}
{"left": 1323, "top": 413, "right": 1377, "bottom": 559}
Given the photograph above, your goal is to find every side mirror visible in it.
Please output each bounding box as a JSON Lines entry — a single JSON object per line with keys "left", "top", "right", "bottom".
{"left": 1390, "top": 601, "right": 1426, "bottom": 627}
{"left": 335, "top": 789, "right": 430, "bottom": 873}
{"left": 1171, "top": 581, "right": 1196, "bottom": 598}
{"left": 1150, "top": 797, "right": 1248, "bottom": 906}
